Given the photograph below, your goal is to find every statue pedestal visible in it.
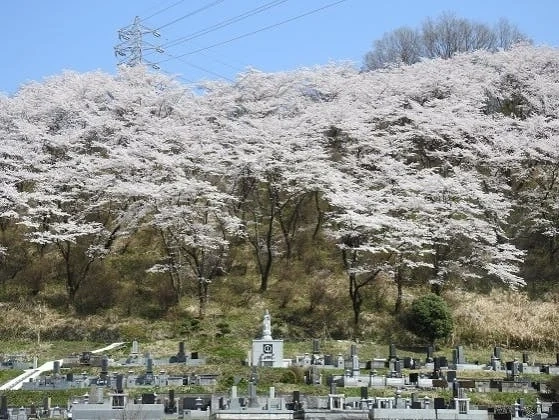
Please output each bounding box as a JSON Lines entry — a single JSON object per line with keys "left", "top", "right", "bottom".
{"left": 251, "top": 339, "right": 284, "bottom": 367}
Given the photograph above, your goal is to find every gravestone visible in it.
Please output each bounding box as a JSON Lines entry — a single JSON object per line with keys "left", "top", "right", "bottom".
{"left": 351, "top": 354, "right": 360, "bottom": 377}
{"left": 248, "top": 382, "right": 259, "bottom": 408}
{"left": 312, "top": 339, "right": 320, "bottom": 355}
{"left": 141, "top": 393, "right": 156, "bottom": 404}
{"left": 360, "top": 386, "right": 368, "bottom": 400}
{"left": 394, "top": 360, "right": 402, "bottom": 377}
{"left": 229, "top": 386, "right": 240, "bottom": 409}
{"left": 522, "top": 352, "right": 529, "bottom": 364}
{"left": 311, "top": 365, "right": 321, "bottom": 385}
{"left": 0, "top": 396, "right": 7, "bottom": 420}
{"left": 251, "top": 310, "right": 284, "bottom": 367}
{"left": 494, "top": 346, "right": 501, "bottom": 360}
{"left": 447, "top": 370, "right": 457, "bottom": 383}
{"left": 388, "top": 343, "right": 397, "bottom": 360}
{"left": 165, "top": 389, "right": 176, "bottom": 414}
{"left": 454, "top": 346, "right": 465, "bottom": 364}
{"left": 426, "top": 346, "right": 434, "bottom": 363}
{"left": 170, "top": 342, "right": 187, "bottom": 363}
{"left": 100, "top": 357, "right": 109, "bottom": 377}
{"left": 183, "top": 396, "right": 210, "bottom": 411}
{"left": 433, "top": 397, "right": 446, "bottom": 409}
{"left": 452, "top": 379, "right": 460, "bottom": 398}
{"left": 491, "top": 355, "right": 501, "bottom": 371}
{"left": 336, "top": 354, "right": 344, "bottom": 369}
{"left": 292, "top": 391, "right": 301, "bottom": 411}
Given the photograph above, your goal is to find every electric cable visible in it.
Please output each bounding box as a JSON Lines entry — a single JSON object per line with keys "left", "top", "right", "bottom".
{"left": 140, "top": 0, "right": 187, "bottom": 22}
{"left": 158, "top": 0, "right": 289, "bottom": 50}
{"left": 155, "top": 0, "right": 350, "bottom": 65}
{"left": 154, "top": 0, "right": 226, "bottom": 31}
{"left": 160, "top": 51, "right": 235, "bottom": 82}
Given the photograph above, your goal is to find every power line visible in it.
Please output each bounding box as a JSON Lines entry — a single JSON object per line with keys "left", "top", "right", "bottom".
{"left": 154, "top": 0, "right": 226, "bottom": 31}
{"left": 158, "top": 0, "right": 289, "bottom": 51}
{"left": 141, "top": 1, "right": 289, "bottom": 78}
{"left": 155, "top": 0, "right": 350, "bottom": 66}
{"left": 140, "top": 0, "right": 187, "bottom": 22}
{"left": 159, "top": 51, "right": 235, "bottom": 82}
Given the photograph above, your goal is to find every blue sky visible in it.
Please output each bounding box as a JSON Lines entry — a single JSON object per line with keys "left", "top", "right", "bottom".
{"left": 2, "top": 0, "right": 558, "bottom": 94}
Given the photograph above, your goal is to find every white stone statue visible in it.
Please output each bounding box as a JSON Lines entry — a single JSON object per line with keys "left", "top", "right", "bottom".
{"left": 262, "top": 310, "right": 272, "bottom": 339}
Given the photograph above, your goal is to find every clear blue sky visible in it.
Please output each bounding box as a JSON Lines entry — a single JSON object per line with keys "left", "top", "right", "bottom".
{"left": 2, "top": 0, "right": 558, "bottom": 94}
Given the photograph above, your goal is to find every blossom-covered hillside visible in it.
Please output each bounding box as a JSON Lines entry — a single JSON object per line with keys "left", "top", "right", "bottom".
{"left": 1, "top": 45, "right": 559, "bottom": 338}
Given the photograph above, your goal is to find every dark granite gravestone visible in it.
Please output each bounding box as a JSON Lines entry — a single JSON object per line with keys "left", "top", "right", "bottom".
{"left": 141, "top": 393, "right": 156, "bottom": 404}
{"left": 170, "top": 341, "right": 187, "bottom": 363}
{"left": 550, "top": 402, "right": 559, "bottom": 417}
{"left": 360, "top": 386, "right": 368, "bottom": 400}
{"left": 312, "top": 339, "right": 320, "bottom": 355}
{"left": 0, "top": 396, "right": 7, "bottom": 420}
{"left": 115, "top": 374, "right": 124, "bottom": 393}
{"left": 426, "top": 346, "right": 434, "bottom": 363}
{"left": 446, "top": 370, "right": 456, "bottom": 383}
{"left": 433, "top": 397, "right": 446, "bottom": 409}
{"left": 394, "top": 360, "right": 402, "bottom": 377}
{"left": 165, "top": 389, "right": 176, "bottom": 414}
{"left": 452, "top": 379, "right": 460, "bottom": 398}
{"left": 183, "top": 396, "right": 210, "bottom": 411}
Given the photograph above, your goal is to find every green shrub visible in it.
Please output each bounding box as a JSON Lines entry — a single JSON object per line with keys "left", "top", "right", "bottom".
{"left": 406, "top": 293, "right": 453, "bottom": 345}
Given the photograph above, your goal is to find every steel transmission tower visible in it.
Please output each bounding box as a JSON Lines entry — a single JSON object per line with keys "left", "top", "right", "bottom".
{"left": 114, "top": 16, "right": 164, "bottom": 68}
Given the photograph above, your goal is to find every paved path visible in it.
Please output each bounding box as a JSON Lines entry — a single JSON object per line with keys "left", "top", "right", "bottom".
{"left": 0, "top": 342, "right": 126, "bottom": 390}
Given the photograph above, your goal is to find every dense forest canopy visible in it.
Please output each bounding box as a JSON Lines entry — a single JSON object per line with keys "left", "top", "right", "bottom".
{"left": 1, "top": 45, "right": 559, "bottom": 335}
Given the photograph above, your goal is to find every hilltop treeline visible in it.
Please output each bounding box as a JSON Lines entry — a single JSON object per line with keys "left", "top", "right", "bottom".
{"left": 1, "top": 45, "right": 559, "bottom": 337}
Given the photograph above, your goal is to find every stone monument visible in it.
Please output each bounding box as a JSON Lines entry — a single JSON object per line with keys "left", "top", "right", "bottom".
{"left": 251, "top": 310, "right": 284, "bottom": 367}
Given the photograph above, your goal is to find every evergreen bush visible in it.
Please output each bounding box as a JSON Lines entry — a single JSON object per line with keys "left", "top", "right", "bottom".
{"left": 406, "top": 293, "right": 453, "bottom": 345}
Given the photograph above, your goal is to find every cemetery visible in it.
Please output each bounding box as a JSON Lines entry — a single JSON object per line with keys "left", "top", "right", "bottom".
{"left": 4, "top": 43, "right": 559, "bottom": 419}
{"left": 1, "top": 311, "right": 559, "bottom": 418}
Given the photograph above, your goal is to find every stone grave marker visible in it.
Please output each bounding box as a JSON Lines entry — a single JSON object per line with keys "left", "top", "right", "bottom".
{"left": 312, "top": 339, "right": 320, "bottom": 355}
{"left": 426, "top": 346, "right": 434, "bottom": 363}
{"left": 434, "top": 397, "right": 446, "bottom": 409}
{"left": 388, "top": 343, "right": 397, "bottom": 360}
{"left": 494, "top": 346, "right": 501, "bottom": 360}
